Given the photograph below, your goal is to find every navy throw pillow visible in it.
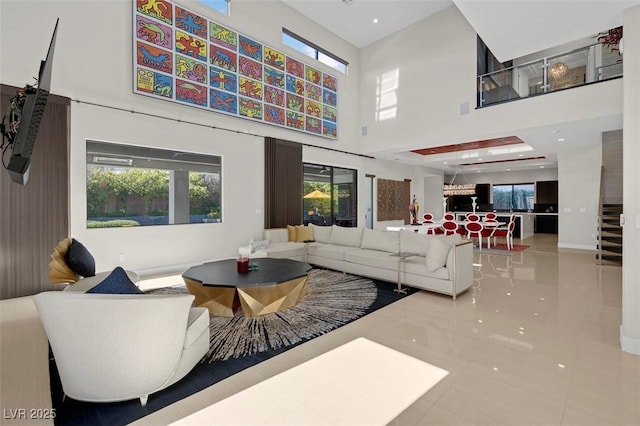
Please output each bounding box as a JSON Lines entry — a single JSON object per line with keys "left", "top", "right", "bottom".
{"left": 86, "top": 267, "right": 143, "bottom": 294}
{"left": 66, "top": 238, "right": 96, "bottom": 277}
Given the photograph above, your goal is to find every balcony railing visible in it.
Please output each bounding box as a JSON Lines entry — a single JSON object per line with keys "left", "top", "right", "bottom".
{"left": 478, "top": 41, "right": 622, "bottom": 108}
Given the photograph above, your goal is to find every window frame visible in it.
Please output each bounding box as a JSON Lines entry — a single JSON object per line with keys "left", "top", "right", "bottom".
{"left": 85, "top": 140, "right": 222, "bottom": 228}
{"left": 282, "top": 28, "right": 349, "bottom": 74}
{"left": 492, "top": 182, "right": 535, "bottom": 212}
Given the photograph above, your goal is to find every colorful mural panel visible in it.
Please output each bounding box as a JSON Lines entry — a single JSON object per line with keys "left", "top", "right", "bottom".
{"left": 136, "top": 41, "right": 172, "bottom": 74}
{"left": 264, "top": 66, "right": 284, "bottom": 88}
{"left": 264, "top": 47, "right": 285, "bottom": 70}
{"left": 209, "top": 22, "right": 237, "bottom": 50}
{"left": 238, "top": 56, "right": 262, "bottom": 80}
{"left": 137, "top": 0, "right": 173, "bottom": 25}
{"left": 264, "top": 85, "right": 285, "bottom": 107}
{"left": 238, "top": 77, "right": 262, "bottom": 100}
{"left": 133, "top": 0, "right": 338, "bottom": 139}
{"left": 210, "top": 88, "right": 237, "bottom": 114}
{"left": 210, "top": 45, "right": 237, "bottom": 72}
{"left": 239, "top": 97, "right": 262, "bottom": 119}
{"left": 176, "top": 79, "right": 207, "bottom": 106}
{"left": 238, "top": 35, "right": 262, "bottom": 61}
{"left": 209, "top": 66, "right": 237, "bottom": 92}
{"left": 175, "top": 54, "right": 207, "bottom": 84}
{"left": 264, "top": 105, "right": 285, "bottom": 126}
{"left": 136, "top": 15, "right": 172, "bottom": 49}
{"left": 175, "top": 30, "right": 207, "bottom": 62}
{"left": 175, "top": 6, "right": 207, "bottom": 39}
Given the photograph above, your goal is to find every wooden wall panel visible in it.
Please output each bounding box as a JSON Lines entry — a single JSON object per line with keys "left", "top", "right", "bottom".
{"left": 602, "top": 129, "right": 623, "bottom": 204}
{"left": 264, "top": 138, "right": 302, "bottom": 229}
{"left": 376, "top": 178, "right": 406, "bottom": 221}
{"left": 1, "top": 84, "right": 70, "bottom": 299}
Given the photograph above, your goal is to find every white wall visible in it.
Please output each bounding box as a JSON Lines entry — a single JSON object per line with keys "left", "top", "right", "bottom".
{"left": 557, "top": 145, "right": 602, "bottom": 250}
{"left": 622, "top": 4, "right": 640, "bottom": 355}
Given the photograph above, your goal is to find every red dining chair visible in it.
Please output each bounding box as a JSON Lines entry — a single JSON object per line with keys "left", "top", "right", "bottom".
{"left": 464, "top": 221, "right": 485, "bottom": 249}
{"left": 467, "top": 213, "right": 480, "bottom": 222}
{"left": 491, "top": 219, "right": 516, "bottom": 250}
{"left": 422, "top": 213, "right": 438, "bottom": 234}
{"left": 484, "top": 212, "right": 497, "bottom": 221}
{"left": 443, "top": 212, "right": 455, "bottom": 221}
{"left": 441, "top": 220, "right": 458, "bottom": 235}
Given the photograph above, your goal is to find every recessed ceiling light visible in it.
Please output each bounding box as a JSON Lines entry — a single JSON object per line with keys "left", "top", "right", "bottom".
{"left": 443, "top": 161, "right": 448, "bottom": 164}
{"left": 518, "top": 154, "right": 524, "bottom": 157}
{"left": 476, "top": 170, "right": 481, "bottom": 173}
{"left": 478, "top": 158, "right": 483, "bottom": 161}
{"left": 551, "top": 130, "right": 560, "bottom": 134}
{"left": 557, "top": 138, "right": 565, "bottom": 142}
{"left": 540, "top": 166, "right": 545, "bottom": 168}
{"left": 372, "top": 18, "right": 379, "bottom": 24}
{"left": 506, "top": 168, "right": 511, "bottom": 171}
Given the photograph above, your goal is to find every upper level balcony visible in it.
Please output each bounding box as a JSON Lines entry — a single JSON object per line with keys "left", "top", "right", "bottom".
{"left": 478, "top": 35, "right": 623, "bottom": 108}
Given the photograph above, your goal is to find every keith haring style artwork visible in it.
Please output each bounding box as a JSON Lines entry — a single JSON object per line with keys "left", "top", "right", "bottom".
{"left": 238, "top": 57, "right": 262, "bottom": 80}
{"left": 264, "top": 86, "right": 285, "bottom": 107}
{"left": 306, "top": 116, "right": 322, "bottom": 134}
{"left": 210, "top": 89, "right": 237, "bottom": 114}
{"left": 175, "top": 30, "right": 206, "bottom": 62}
{"left": 136, "top": 15, "right": 172, "bottom": 49}
{"left": 210, "top": 22, "right": 237, "bottom": 50}
{"left": 286, "top": 111, "right": 304, "bottom": 130}
{"left": 210, "top": 66, "right": 237, "bottom": 92}
{"left": 176, "top": 54, "right": 207, "bottom": 84}
{"left": 239, "top": 97, "right": 262, "bottom": 119}
{"left": 176, "top": 79, "right": 207, "bottom": 106}
{"left": 175, "top": 6, "right": 207, "bottom": 39}
{"left": 238, "top": 77, "right": 262, "bottom": 100}
{"left": 136, "top": 67, "right": 173, "bottom": 98}
{"left": 210, "top": 45, "right": 237, "bottom": 72}
{"left": 306, "top": 82, "right": 322, "bottom": 102}
{"left": 136, "top": 41, "right": 172, "bottom": 74}
{"left": 264, "top": 104, "right": 285, "bottom": 126}
{"left": 133, "top": 0, "right": 338, "bottom": 139}
{"left": 238, "top": 35, "right": 262, "bottom": 62}
{"left": 137, "top": 0, "right": 173, "bottom": 25}
{"left": 264, "top": 47, "right": 285, "bottom": 71}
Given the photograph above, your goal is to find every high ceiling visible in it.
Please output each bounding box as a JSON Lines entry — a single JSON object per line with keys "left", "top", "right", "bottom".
{"left": 280, "top": 0, "right": 638, "bottom": 174}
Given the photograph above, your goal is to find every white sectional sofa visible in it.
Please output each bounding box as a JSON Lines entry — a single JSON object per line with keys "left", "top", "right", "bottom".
{"left": 261, "top": 224, "right": 473, "bottom": 300}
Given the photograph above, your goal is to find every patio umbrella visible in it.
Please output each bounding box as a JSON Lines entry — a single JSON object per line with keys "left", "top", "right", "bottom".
{"left": 304, "top": 189, "right": 330, "bottom": 199}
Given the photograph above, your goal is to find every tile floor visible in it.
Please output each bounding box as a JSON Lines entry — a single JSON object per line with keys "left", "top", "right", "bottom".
{"left": 135, "top": 234, "right": 639, "bottom": 426}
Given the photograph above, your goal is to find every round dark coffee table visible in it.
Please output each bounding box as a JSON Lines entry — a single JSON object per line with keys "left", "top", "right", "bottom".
{"left": 182, "top": 258, "right": 312, "bottom": 317}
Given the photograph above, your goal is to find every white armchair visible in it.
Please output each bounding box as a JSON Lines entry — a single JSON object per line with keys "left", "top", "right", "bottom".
{"left": 33, "top": 292, "right": 209, "bottom": 406}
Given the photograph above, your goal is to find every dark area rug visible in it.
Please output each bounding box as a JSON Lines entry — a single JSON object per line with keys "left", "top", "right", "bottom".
{"left": 49, "top": 269, "right": 414, "bottom": 425}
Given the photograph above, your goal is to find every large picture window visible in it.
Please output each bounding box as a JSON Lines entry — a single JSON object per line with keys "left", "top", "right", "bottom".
{"left": 86, "top": 141, "right": 221, "bottom": 228}
{"left": 492, "top": 183, "right": 534, "bottom": 211}
{"left": 303, "top": 163, "right": 357, "bottom": 227}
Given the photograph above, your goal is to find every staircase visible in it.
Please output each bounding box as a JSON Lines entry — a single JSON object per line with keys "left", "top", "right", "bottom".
{"left": 597, "top": 203, "right": 623, "bottom": 265}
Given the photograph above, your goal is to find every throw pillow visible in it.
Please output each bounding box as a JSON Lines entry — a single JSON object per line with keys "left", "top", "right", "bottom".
{"left": 86, "top": 267, "right": 143, "bottom": 294}
{"left": 328, "top": 225, "right": 364, "bottom": 247}
{"left": 287, "top": 225, "right": 296, "bottom": 242}
{"left": 295, "top": 225, "right": 314, "bottom": 242}
{"left": 310, "top": 223, "right": 332, "bottom": 243}
{"left": 425, "top": 237, "right": 451, "bottom": 272}
{"left": 360, "top": 228, "right": 400, "bottom": 253}
{"left": 66, "top": 238, "right": 96, "bottom": 277}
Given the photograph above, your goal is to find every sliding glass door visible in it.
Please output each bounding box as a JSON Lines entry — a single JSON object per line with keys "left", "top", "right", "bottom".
{"left": 303, "top": 163, "right": 357, "bottom": 227}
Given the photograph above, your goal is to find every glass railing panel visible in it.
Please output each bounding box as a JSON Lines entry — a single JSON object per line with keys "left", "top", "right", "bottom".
{"left": 477, "top": 40, "right": 622, "bottom": 108}
{"left": 546, "top": 49, "right": 589, "bottom": 92}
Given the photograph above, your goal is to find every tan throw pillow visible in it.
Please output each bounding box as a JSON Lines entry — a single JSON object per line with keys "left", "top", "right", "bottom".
{"left": 295, "top": 225, "right": 314, "bottom": 242}
{"left": 287, "top": 225, "right": 296, "bottom": 242}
